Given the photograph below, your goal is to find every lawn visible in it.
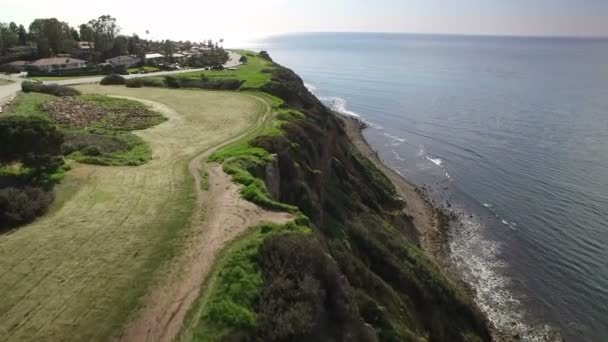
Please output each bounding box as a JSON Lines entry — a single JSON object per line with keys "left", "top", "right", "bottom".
{"left": 128, "top": 66, "right": 161, "bottom": 74}
{"left": 171, "top": 50, "right": 275, "bottom": 89}
{"left": 0, "top": 86, "right": 263, "bottom": 341}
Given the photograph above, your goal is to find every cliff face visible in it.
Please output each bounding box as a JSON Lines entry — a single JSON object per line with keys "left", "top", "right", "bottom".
{"left": 253, "top": 66, "right": 492, "bottom": 341}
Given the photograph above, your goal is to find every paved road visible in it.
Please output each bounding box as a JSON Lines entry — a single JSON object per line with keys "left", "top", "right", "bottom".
{"left": 0, "top": 51, "right": 242, "bottom": 111}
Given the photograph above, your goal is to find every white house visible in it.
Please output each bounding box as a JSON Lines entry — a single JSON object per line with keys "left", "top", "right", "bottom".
{"left": 29, "top": 57, "right": 87, "bottom": 72}
{"left": 105, "top": 55, "right": 141, "bottom": 68}
{"left": 145, "top": 53, "right": 165, "bottom": 64}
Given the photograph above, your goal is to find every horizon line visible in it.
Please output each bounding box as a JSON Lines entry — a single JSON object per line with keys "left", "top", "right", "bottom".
{"left": 272, "top": 31, "right": 608, "bottom": 40}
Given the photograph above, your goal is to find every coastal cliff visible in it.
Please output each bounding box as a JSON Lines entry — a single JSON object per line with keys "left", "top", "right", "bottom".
{"left": 238, "top": 65, "right": 492, "bottom": 341}
{"left": 179, "top": 50, "right": 493, "bottom": 341}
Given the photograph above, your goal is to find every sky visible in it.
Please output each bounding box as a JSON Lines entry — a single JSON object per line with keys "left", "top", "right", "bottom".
{"left": 2, "top": 0, "right": 608, "bottom": 45}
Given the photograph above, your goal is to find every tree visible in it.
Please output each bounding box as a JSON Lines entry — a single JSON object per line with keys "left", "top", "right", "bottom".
{"left": 79, "top": 23, "right": 94, "bottom": 41}
{"left": 86, "top": 15, "right": 120, "bottom": 61}
{"left": 0, "top": 22, "right": 19, "bottom": 53}
{"left": 111, "top": 35, "right": 128, "bottom": 56}
{"left": 17, "top": 24, "right": 27, "bottom": 45}
{"left": 163, "top": 39, "right": 175, "bottom": 63}
{"left": 127, "top": 34, "right": 140, "bottom": 55}
{"left": 28, "top": 18, "right": 71, "bottom": 57}
{"left": 69, "top": 27, "right": 80, "bottom": 41}
{"left": 183, "top": 40, "right": 192, "bottom": 51}
{"left": 0, "top": 116, "right": 64, "bottom": 174}
{"left": 239, "top": 55, "right": 248, "bottom": 64}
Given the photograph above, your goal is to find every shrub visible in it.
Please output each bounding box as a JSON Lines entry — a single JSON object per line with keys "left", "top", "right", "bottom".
{"left": 81, "top": 146, "right": 101, "bottom": 156}
{"left": 125, "top": 78, "right": 144, "bottom": 88}
{"left": 239, "top": 55, "right": 248, "bottom": 64}
{"left": 255, "top": 233, "right": 369, "bottom": 341}
{"left": 100, "top": 74, "right": 126, "bottom": 85}
{"left": 259, "top": 51, "right": 273, "bottom": 62}
{"left": 0, "top": 116, "right": 64, "bottom": 174}
{"left": 21, "top": 81, "right": 80, "bottom": 96}
{"left": 165, "top": 76, "right": 181, "bottom": 88}
{"left": 141, "top": 77, "right": 165, "bottom": 87}
{"left": 0, "top": 186, "right": 54, "bottom": 230}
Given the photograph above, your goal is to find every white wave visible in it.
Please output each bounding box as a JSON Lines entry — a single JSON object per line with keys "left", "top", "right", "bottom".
{"left": 501, "top": 219, "right": 509, "bottom": 225}
{"left": 392, "top": 150, "right": 406, "bottom": 161}
{"left": 383, "top": 133, "right": 406, "bottom": 143}
{"left": 320, "top": 96, "right": 361, "bottom": 118}
{"left": 450, "top": 209, "right": 556, "bottom": 340}
{"left": 304, "top": 82, "right": 317, "bottom": 92}
{"left": 363, "top": 119, "right": 384, "bottom": 129}
{"left": 445, "top": 172, "right": 451, "bottom": 179}
{"left": 417, "top": 145, "right": 426, "bottom": 157}
{"left": 426, "top": 156, "right": 443, "bottom": 167}
{"left": 483, "top": 203, "right": 493, "bottom": 208}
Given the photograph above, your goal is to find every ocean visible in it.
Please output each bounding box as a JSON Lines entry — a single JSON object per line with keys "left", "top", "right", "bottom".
{"left": 241, "top": 33, "right": 608, "bottom": 341}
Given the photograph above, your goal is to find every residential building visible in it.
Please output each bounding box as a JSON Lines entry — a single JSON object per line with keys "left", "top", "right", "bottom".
{"left": 77, "top": 41, "right": 95, "bottom": 51}
{"left": 29, "top": 57, "right": 87, "bottom": 72}
{"left": 105, "top": 55, "right": 141, "bottom": 68}
{"left": 145, "top": 53, "right": 165, "bottom": 64}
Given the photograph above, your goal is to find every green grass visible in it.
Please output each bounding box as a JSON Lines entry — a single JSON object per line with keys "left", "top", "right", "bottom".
{"left": 128, "top": 66, "right": 161, "bottom": 74}
{"left": 173, "top": 50, "right": 275, "bottom": 89}
{"left": 179, "top": 222, "right": 311, "bottom": 342}
{"left": 208, "top": 92, "right": 302, "bottom": 213}
{"left": 5, "top": 92, "right": 54, "bottom": 117}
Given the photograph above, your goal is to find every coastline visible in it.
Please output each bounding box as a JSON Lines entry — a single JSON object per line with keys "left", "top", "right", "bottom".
{"left": 339, "top": 113, "right": 507, "bottom": 340}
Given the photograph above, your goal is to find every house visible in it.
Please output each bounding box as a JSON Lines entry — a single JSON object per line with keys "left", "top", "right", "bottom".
{"left": 105, "top": 55, "right": 141, "bottom": 68}
{"left": 77, "top": 41, "right": 94, "bottom": 51}
{"left": 145, "top": 53, "right": 165, "bottom": 64}
{"left": 169, "top": 53, "right": 187, "bottom": 63}
{"left": 29, "top": 57, "right": 87, "bottom": 73}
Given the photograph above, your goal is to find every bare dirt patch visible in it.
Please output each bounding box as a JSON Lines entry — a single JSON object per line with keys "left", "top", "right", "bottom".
{"left": 117, "top": 164, "right": 292, "bottom": 342}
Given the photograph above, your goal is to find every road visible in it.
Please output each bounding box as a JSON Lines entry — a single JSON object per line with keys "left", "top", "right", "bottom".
{"left": 0, "top": 51, "right": 242, "bottom": 111}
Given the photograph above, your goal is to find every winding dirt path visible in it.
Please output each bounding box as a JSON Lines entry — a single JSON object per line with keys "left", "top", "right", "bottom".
{"left": 115, "top": 94, "right": 292, "bottom": 342}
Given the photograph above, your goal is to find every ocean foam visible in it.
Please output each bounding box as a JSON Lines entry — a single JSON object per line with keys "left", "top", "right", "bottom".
{"left": 304, "top": 82, "right": 317, "bottom": 91}
{"left": 426, "top": 155, "right": 443, "bottom": 166}
{"left": 450, "top": 207, "right": 555, "bottom": 340}
{"left": 320, "top": 96, "right": 361, "bottom": 118}
{"left": 383, "top": 132, "right": 406, "bottom": 143}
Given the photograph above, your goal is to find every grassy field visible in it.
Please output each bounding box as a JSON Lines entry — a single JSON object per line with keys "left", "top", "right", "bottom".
{"left": 0, "top": 79, "right": 14, "bottom": 85}
{"left": 0, "top": 86, "right": 262, "bottom": 341}
{"left": 165, "top": 50, "right": 275, "bottom": 89}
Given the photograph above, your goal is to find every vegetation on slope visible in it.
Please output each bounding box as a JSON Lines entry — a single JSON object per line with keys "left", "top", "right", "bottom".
{"left": 183, "top": 51, "right": 492, "bottom": 341}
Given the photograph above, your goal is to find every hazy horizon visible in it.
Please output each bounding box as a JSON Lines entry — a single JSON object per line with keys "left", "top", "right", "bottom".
{"left": 3, "top": 0, "right": 608, "bottom": 45}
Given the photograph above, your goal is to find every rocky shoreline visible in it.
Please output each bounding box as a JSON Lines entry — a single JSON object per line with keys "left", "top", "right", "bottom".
{"left": 339, "top": 113, "right": 513, "bottom": 340}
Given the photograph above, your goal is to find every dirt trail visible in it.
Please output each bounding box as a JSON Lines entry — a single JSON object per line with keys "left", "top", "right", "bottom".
{"left": 116, "top": 95, "right": 292, "bottom": 342}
